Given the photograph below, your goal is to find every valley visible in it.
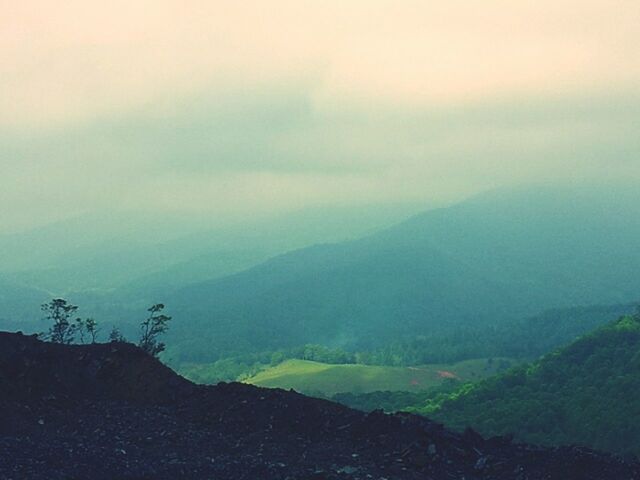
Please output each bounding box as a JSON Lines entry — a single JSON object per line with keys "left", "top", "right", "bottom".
{"left": 3, "top": 6, "right": 639, "bottom": 477}
{"left": 1, "top": 185, "right": 639, "bottom": 476}
{"left": 243, "top": 357, "right": 515, "bottom": 395}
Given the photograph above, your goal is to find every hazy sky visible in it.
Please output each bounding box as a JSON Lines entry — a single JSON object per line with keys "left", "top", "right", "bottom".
{"left": 1, "top": 1, "right": 639, "bottom": 232}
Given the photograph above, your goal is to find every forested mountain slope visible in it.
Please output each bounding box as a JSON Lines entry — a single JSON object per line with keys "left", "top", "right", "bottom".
{"left": 0, "top": 205, "right": 414, "bottom": 296}
{"left": 167, "top": 185, "right": 640, "bottom": 361}
{"left": 0, "top": 206, "right": 415, "bottom": 331}
{"left": 366, "top": 303, "right": 636, "bottom": 364}
{"left": 421, "top": 311, "right": 640, "bottom": 455}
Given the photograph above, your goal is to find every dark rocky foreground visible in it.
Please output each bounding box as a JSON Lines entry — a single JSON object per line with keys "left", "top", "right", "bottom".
{"left": 0, "top": 332, "right": 638, "bottom": 480}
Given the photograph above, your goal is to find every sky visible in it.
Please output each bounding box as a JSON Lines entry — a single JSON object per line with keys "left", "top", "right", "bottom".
{"left": 1, "top": 0, "right": 639, "bottom": 233}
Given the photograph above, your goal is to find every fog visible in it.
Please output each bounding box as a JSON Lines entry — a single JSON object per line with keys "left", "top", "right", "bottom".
{"left": 1, "top": 1, "right": 639, "bottom": 233}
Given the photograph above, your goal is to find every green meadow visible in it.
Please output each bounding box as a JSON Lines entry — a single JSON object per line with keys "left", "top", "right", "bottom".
{"left": 242, "top": 358, "right": 514, "bottom": 396}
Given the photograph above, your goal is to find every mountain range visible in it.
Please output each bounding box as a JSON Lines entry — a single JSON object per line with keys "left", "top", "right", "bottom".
{"left": 165, "top": 184, "right": 640, "bottom": 361}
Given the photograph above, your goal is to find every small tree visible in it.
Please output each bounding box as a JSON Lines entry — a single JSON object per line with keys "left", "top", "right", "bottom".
{"left": 75, "top": 318, "right": 99, "bottom": 344}
{"left": 109, "top": 326, "right": 127, "bottom": 343}
{"left": 85, "top": 318, "right": 99, "bottom": 343}
{"left": 75, "top": 318, "right": 86, "bottom": 344}
{"left": 42, "top": 298, "right": 79, "bottom": 344}
{"left": 138, "top": 303, "right": 171, "bottom": 357}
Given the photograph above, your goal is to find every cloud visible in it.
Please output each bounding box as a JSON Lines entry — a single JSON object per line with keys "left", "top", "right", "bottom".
{"left": 1, "top": 83, "right": 638, "bottom": 232}
{"left": 1, "top": 1, "right": 639, "bottom": 128}
{"left": 1, "top": 1, "right": 639, "bottom": 232}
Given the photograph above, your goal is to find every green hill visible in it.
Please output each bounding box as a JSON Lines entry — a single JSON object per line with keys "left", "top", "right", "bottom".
{"left": 242, "top": 358, "right": 515, "bottom": 396}
{"left": 417, "top": 311, "right": 640, "bottom": 455}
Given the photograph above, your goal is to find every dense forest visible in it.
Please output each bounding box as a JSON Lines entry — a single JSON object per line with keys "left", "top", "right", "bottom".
{"left": 411, "top": 311, "right": 640, "bottom": 455}
{"left": 358, "top": 303, "right": 636, "bottom": 365}
{"left": 173, "top": 303, "right": 633, "bottom": 383}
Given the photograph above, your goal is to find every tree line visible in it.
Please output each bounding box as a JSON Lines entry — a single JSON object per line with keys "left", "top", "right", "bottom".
{"left": 39, "top": 298, "right": 171, "bottom": 358}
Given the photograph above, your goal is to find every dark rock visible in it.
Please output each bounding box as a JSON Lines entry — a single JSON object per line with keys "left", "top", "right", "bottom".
{"left": 0, "top": 332, "right": 638, "bottom": 480}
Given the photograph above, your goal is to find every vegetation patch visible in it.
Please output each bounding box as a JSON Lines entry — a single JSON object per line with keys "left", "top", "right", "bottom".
{"left": 243, "top": 357, "right": 515, "bottom": 396}
{"left": 412, "top": 313, "right": 640, "bottom": 456}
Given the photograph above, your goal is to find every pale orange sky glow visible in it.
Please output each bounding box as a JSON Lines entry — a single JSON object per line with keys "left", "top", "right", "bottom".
{"left": 2, "top": 0, "right": 639, "bottom": 126}
{"left": 0, "top": 1, "right": 639, "bottom": 231}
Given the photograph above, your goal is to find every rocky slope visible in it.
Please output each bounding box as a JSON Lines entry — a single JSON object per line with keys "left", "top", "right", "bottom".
{"left": 0, "top": 332, "right": 638, "bottom": 480}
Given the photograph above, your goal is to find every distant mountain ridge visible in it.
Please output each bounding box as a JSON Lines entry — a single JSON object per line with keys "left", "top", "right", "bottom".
{"left": 0, "top": 278, "right": 49, "bottom": 324}
{"left": 0, "top": 205, "right": 417, "bottom": 295}
{"left": 0, "top": 205, "right": 418, "bottom": 330}
{"left": 166, "top": 184, "right": 640, "bottom": 361}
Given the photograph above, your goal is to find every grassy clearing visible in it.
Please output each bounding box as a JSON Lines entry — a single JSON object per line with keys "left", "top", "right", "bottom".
{"left": 243, "top": 358, "right": 515, "bottom": 396}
